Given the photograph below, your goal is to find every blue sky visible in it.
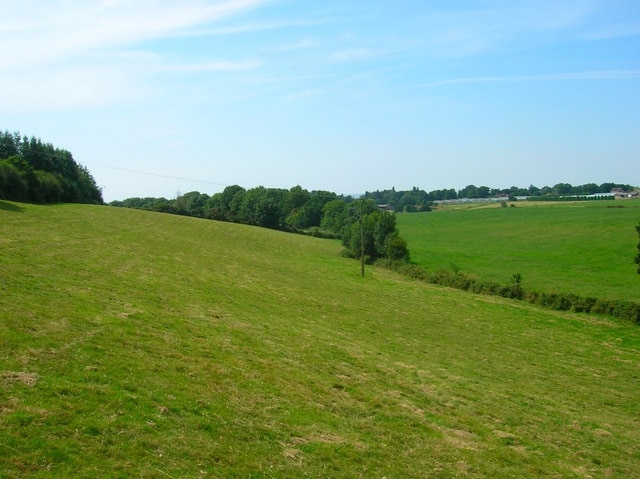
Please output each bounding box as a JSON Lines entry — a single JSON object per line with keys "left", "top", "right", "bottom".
{"left": 2, "top": 0, "right": 639, "bottom": 201}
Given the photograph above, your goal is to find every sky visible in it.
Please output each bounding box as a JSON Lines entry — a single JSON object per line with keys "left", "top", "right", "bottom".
{"left": 1, "top": 0, "right": 639, "bottom": 202}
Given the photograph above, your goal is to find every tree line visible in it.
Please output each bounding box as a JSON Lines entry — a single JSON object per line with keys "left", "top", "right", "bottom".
{"left": 0, "top": 131, "right": 103, "bottom": 204}
{"left": 110, "top": 179, "right": 639, "bottom": 263}
{"left": 363, "top": 182, "right": 636, "bottom": 211}
{"left": 110, "top": 186, "right": 338, "bottom": 229}
{"left": 110, "top": 185, "right": 410, "bottom": 262}
{"left": 120, "top": 182, "right": 636, "bottom": 224}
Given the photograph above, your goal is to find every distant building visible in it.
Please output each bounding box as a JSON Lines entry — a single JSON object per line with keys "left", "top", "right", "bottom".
{"left": 613, "top": 189, "right": 640, "bottom": 199}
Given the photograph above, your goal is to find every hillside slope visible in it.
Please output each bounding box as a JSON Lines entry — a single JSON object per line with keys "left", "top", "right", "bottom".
{"left": 1, "top": 201, "right": 639, "bottom": 478}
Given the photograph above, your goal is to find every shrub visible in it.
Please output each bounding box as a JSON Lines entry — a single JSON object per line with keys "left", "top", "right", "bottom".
{"left": 386, "top": 236, "right": 410, "bottom": 261}
{"left": 501, "top": 284, "right": 524, "bottom": 300}
{"left": 552, "top": 294, "right": 572, "bottom": 311}
{"left": 592, "top": 299, "right": 615, "bottom": 316}
{"left": 612, "top": 300, "right": 640, "bottom": 323}
{"left": 523, "top": 290, "right": 540, "bottom": 304}
{"left": 571, "top": 296, "right": 597, "bottom": 313}
{"left": 376, "top": 260, "right": 640, "bottom": 324}
{"left": 305, "top": 227, "right": 341, "bottom": 239}
{"left": 0, "top": 160, "right": 28, "bottom": 201}
{"left": 449, "top": 273, "right": 474, "bottom": 291}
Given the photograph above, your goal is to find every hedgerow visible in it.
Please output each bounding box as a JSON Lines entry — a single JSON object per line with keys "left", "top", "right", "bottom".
{"left": 377, "top": 259, "right": 640, "bottom": 324}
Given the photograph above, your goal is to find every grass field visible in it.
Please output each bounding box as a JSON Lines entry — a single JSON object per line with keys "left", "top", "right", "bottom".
{"left": 396, "top": 200, "right": 640, "bottom": 302}
{"left": 1, "top": 201, "right": 640, "bottom": 478}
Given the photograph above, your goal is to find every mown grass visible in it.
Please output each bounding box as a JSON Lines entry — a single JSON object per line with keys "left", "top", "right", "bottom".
{"left": 1, "top": 201, "right": 640, "bottom": 478}
{"left": 396, "top": 200, "right": 640, "bottom": 302}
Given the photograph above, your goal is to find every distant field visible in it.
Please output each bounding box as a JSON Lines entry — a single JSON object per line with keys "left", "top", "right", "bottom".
{"left": 396, "top": 200, "right": 640, "bottom": 302}
{"left": 1, "top": 201, "right": 640, "bottom": 478}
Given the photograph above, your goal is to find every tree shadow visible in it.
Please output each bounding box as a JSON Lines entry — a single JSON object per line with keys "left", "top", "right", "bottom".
{"left": 0, "top": 201, "right": 25, "bottom": 212}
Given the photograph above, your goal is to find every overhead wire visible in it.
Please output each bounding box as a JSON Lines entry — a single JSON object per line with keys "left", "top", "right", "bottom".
{"left": 85, "top": 162, "right": 229, "bottom": 187}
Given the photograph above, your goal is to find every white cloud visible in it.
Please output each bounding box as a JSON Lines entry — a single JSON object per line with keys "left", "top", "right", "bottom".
{"left": 3, "top": 0, "right": 270, "bottom": 66}
{"left": 0, "top": 0, "right": 271, "bottom": 110}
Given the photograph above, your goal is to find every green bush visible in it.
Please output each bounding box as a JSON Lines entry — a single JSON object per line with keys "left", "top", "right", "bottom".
{"left": 378, "top": 260, "right": 640, "bottom": 324}
{"left": 386, "top": 236, "right": 410, "bottom": 261}
{"left": 0, "top": 160, "right": 28, "bottom": 201}
{"left": 552, "top": 294, "right": 572, "bottom": 311}
{"left": 571, "top": 295, "right": 597, "bottom": 313}
{"left": 612, "top": 300, "right": 640, "bottom": 323}
{"left": 500, "top": 284, "right": 524, "bottom": 300}
{"left": 592, "top": 299, "right": 615, "bottom": 316}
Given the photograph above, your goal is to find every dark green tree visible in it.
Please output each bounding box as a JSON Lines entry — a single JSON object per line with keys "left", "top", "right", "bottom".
{"left": 74, "top": 164, "right": 103, "bottom": 204}
{"left": 528, "top": 184, "right": 541, "bottom": 196}
{"left": 255, "top": 188, "right": 287, "bottom": 229}
{"left": 553, "top": 183, "right": 573, "bottom": 195}
{"left": 459, "top": 184, "right": 478, "bottom": 198}
{"left": 0, "top": 130, "right": 102, "bottom": 204}
{"left": 285, "top": 185, "right": 310, "bottom": 212}
{"left": 206, "top": 185, "right": 245, "bottom": 221}
{"left": 321, "top": 199, "right": 349, "bottom": 233}
{"left": 0, "top": 157, "right": 28, "bottom": 201}
{"left": 174, "top": 191, "right": 210, "bottom": 217}
{"left": 284, "top": 185, "right": 311, "bottom": 229}
{"left": 477, "top": 186, "right": 491, "bottom": 198}
{"left": 444, "top": 188, "right": 458, "bottom": 200}
{"left": 342, "top": 199, "right": 377, "bottom": 276}
{"left": 341, "top": 199, "right": 409, "bottom": 272}
{"left": 287, "top": 190, "right": 335, "bottom": 230}
{"left": 0, "top": 132, "right": 20, "bottom": 158}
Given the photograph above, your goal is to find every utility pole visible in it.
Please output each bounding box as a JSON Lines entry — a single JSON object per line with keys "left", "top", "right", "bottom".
{"left": 360, "top": 204, "right": 365, "bottom": 277}
{"left": 351, "top": 199, "right": 367, "bottom": 278}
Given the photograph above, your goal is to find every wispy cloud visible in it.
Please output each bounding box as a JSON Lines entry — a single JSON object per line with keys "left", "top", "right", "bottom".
{"left": 185, "top": 18, "right": 328, "bottom": 37}
{"left": 332, "top": 47, "right": 378, "bottom": 62}
{"left": 414, "top": 1, "right": 604, "bottom": 58}
{"left": 583, "top": 20, "right": 640, "bottom": 39}
{"left": 0, "top": 0, "right": 271, "bottom": 110}
{"left": 421, "top": 70, "right": 640, "bottom": 88}
{"left": 266, "top": 38, "right": 321, "bottom": 53}
{"left": 1, "top": 0, "right": 270, "bottom": 68}
{"left": 165, "top": 60, "right": 262, "bottom": 72}
{"left": 283, "top": 88, "right": 324, "bottom": 103}
{"left": 2, "top": 1, "right": 637, "bottom": 114}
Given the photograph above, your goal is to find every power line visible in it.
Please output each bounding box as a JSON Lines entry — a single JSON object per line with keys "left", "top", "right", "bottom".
{"left": 85, "top": 162, "right": 230, "bottom": 187}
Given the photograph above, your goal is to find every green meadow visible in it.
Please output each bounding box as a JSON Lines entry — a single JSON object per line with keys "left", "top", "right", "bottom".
{"left": 396, "top": 200, "right": 640, "bottom": 302}
{"left": 1, "top": 201, "right": 640, "bottom": 478}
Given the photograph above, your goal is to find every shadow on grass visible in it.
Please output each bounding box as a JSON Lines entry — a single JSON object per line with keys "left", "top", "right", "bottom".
{"left": 0, "top": 201, "right": 25, "bottom": 213}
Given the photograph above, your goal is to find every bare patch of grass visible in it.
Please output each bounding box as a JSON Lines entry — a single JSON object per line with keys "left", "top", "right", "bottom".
{"left": 1, "top": 371, "right": 39, "bottom": 387}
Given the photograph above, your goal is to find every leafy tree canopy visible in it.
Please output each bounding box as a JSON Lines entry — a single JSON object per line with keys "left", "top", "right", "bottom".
{"left": 0, "top": 131, "right": 102, "bottom": 204}
{"left": 364, "top": 182, "right": 636, "bottom": 205}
